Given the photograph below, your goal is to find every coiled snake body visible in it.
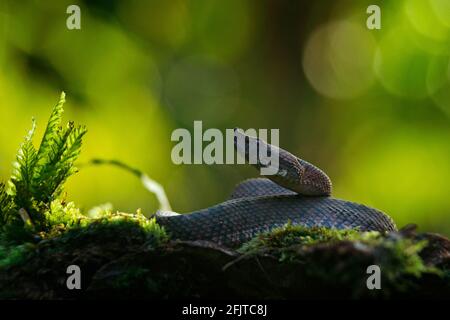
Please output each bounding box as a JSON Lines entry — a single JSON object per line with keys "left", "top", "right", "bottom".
{"left": 156, "top": 129, "right": 396, "bottom": 247}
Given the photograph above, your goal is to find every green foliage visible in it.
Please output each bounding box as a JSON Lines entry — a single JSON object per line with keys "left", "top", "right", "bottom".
{"left": 0, "top": 211, "right": 168, "bottom": 273}
{"left": 375, "top": 237, "right": 433, "bottom": 283}
{"left": 42, "top": 199, "right": 89, "bottom": 238}
{"left": 0, "top": 243, "right": 34, "bottom": 269}
{"left": 239, "top": 222, "right": 380, "bottom": 254}
{"left": 33, "top": 122, "right": 87, "bottom": 203}
{"left": 89, "top": 212, "right": 168, "bottom": 246}
{"left": 0, "top": 183, "right": 14, "bottom": 226}
{"left": 37, "top": 211, "right": 168, "bottom": 259}
{"left": 0, "top": 93, "right": 169, "bottom": 277}
{"left": 87, "top": 203, "right": 114, "bottom": 218}
{"left": 35, "top": 91, "right": 66, "bottom": 165}
{"left": 239, "top": 223, "right": 440, "bottom": 295}
{"left": 10, "top": 118, "right": 38, "bottom": 210}
{"left": 1, "top": 92, "right": 87, "bottom": 230}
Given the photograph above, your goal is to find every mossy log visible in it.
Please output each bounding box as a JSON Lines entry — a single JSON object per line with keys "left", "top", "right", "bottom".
{"left": 0, "top": 215, "right": 448, "bottom": 300}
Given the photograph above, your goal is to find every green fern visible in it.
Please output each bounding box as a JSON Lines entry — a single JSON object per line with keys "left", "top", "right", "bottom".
{"left": 32, "top": 121, "right": 87, "bottom": 203}
{"left": 0, "top": 183, "right": 13, "bottom": 226}
{"left": 4, "top": 92, "right": 87, "bottom": 226}
{"left": 10, "top": 119, "right": 38, "bottom": 209}
{"left": 36, "top": 92, "right": 66, "bottom": 165}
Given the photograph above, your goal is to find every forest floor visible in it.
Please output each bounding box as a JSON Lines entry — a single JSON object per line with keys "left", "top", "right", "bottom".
{"left": 1, "top": 212, "right": 449, "bottom": 299}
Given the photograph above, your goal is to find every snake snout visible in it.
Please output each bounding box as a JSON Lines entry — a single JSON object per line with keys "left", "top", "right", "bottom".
{"left": 299, "top": 161, "right": 333, "bottom": 196}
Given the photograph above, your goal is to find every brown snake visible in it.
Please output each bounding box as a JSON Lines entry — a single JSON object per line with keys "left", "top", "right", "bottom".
{"left": 156, "top": 129, "right": 397, "bottom": 247}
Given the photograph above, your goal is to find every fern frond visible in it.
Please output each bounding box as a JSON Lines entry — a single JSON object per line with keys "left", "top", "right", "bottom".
{"left": 33, "top": 122, "right": 87, "bottom": 202}
{"left": 48, "top": 124, "right": 87, "bottom": 199}
{"left": 32, "top": 123, "right": 73, "bottom": 199}
{"left": 46, "top": 124, "right": 74, "bottom": 167}
{"left": 10, "top": 119, "right": 38, "bottom": 208}
{"left": 30, "top": 93, "right": 86, "bottom": 202}
{"left": 35, "top": 92, "right": 66, "bottom": 165}
{"left": 60, "top": 125, "right": 87, "bottom": 168}
{"left": 0, "top": 183, "right": 7, "bottom": 208}
{"left": 7, "top": 92, "right": 86, "bottom": 220}
{"left": 0, "top": 182, "right": 14, "bottom": 226}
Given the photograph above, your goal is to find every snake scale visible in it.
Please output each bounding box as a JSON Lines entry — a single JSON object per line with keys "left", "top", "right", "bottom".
{"left": 156, "top": 129, "right": 397, "bottom": 247}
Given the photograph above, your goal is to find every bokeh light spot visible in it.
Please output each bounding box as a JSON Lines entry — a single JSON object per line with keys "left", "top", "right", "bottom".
{"left": 405, "top": 0, "right": 449, "bottom": 41}
{"left": 302, "top": 21, "right": 376, "bottom": 100}
{"left": 427, "top": 56, "right": 450, "bottom": 116}
{"left": 404, "top": 0, "right": 450, "bottom": 54}
{"left": 430, "top": 0, "right": 450, "bottom": 28}
{"left": 374, "top": 27, "right": 431, "bottom": 99}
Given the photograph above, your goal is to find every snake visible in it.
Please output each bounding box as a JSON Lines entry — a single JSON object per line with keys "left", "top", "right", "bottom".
{"left": 156, "top": 129, "right": 397, "bottom": 247}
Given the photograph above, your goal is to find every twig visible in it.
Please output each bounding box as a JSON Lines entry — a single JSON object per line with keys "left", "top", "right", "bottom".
{"left": 78, "top": 158, "right": 172, "bottom": 211}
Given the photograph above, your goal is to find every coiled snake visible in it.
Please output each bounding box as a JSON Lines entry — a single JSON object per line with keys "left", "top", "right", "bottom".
{"left": 156, "top": 129, "right": 396, "bottom": 247}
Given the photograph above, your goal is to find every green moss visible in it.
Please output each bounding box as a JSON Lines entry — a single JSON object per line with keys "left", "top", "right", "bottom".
{"left": 375, "top": 237, "right": 437, "bottom": 284}
{"left": 86, "top": 211, "right": 167, "bottom": 244}
{"left": 239, "top": 222, "right": 381, "bottom": 255}
{"left": 238, "top": 222, "right": 442, "bottom": 296}
{"left": 0, "top": 210, "right": 168, "bottom": 272}
{"left": 41, "top": 199, "right": 89, "bottom": 237}
{"left": 0, "top": 243, "right": 35, "bottom": 268}
{"left": 42, "top": 211, "right": 168, "bottom": 254}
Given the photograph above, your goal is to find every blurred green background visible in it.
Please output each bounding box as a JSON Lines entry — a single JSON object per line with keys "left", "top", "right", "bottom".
{"left": 0, "top": 0, "right": 449, "bottom": 235}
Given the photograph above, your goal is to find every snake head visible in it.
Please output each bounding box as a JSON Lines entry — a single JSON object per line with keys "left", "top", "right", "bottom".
{"left": 234, "top": 128, "right": 332, "bottom": 196}
{"left": 296, "top": 158, "right": 332, "bottom": 196}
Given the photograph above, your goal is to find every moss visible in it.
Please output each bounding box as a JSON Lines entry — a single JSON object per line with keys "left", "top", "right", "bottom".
{"left": 0, "top": 243, "right": 35, "bottom": 268}
{"left": 377, "top": 237, "right": 430, "bottom": 278}
{"left": 0, "top": 210, "right": 167, "bottom": 272}
{"left": 41, "top": 199, "right": 90, "bottom": 237}
{"left": 239, "top": 222, "right": 381, "bottom": 255}
{"left": 41, "top": 211, "right": 168, "bottom": 254}
{"left": 0, "top": 217, "right": 448, "bottom": 299}
{"left": 237, "top": 222, "right": 443, "bottom": 297}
